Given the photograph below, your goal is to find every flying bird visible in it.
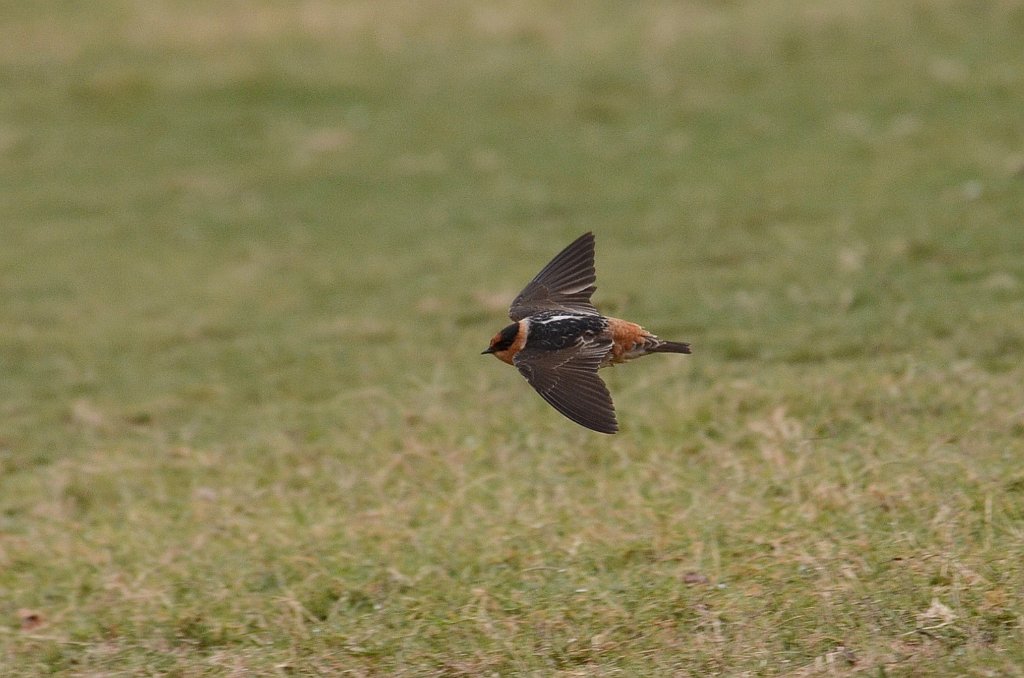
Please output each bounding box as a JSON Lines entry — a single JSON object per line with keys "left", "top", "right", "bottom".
{"left": 482, "top": 232, "right": 691, "bottom": 434}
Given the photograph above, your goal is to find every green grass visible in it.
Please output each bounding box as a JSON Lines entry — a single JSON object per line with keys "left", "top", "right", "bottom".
{"left": 2, "top": 0, "right": 1024, "bottom": 674}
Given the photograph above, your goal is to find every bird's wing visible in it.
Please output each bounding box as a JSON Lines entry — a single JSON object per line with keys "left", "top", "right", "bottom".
{"left": 508, "top": 232, "right": 599, "bottom": 321}
{"left": 513, "top": 336, "right": 618, "bottom": 434}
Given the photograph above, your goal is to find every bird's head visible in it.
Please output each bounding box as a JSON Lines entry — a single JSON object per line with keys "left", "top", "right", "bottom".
{"left": 482, "top": 322, "right": 520, "bottom": 364}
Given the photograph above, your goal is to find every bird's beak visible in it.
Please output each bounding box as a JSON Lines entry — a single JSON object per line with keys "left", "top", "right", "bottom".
{"left": 481, "top": 346, "right": 495, "bottom": 355}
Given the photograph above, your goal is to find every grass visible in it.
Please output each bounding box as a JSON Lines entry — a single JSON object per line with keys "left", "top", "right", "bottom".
{"left": 2, "top": 0, "right": 1024, "bottom": 674}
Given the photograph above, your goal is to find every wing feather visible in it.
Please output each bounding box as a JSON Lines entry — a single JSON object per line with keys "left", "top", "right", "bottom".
{"left": 513, "top": 337, "right": 618, "bottom": 434}
{"left": 508, "top": 232, "right": 599, "bottom": 320}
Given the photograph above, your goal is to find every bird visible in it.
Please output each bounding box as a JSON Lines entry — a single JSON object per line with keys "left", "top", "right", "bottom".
{"left": 482, "top": 232, "right": 691, "bottom": 434}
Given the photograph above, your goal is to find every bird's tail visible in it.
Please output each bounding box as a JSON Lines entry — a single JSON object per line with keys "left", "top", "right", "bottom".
{"left": 648, "top": 340, "right": 692, "bottom": 355}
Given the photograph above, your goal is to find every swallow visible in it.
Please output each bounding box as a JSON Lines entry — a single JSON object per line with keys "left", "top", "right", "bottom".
{"left": 482, "top": 232, "right": 691, "bottom": 434}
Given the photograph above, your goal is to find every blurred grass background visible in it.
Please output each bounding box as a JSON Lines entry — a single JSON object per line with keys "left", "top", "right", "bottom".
{"left": 2, "top": 1, "right": 1023, "bottom": 674}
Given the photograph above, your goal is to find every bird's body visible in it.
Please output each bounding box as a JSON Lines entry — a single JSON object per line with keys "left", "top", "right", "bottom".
{"left": 488, "top": 311, "right": 687, "bottom": 368}
{"left": 483, "top": 232, "right": 690, "bottom": 434}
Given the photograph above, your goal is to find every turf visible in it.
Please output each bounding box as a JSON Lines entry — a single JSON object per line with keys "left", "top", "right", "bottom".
{"left": 2, "top": 1, "right": 1024, "bottom": 675}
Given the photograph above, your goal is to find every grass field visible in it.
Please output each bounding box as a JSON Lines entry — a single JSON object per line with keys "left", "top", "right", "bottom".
{"left": 3, "top": 1, "right": 1024, "bottom": 675}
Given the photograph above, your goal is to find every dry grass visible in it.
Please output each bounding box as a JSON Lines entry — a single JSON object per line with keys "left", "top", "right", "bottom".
{"left": 2, "top": 0, "right": 1024, "bottom": 675}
